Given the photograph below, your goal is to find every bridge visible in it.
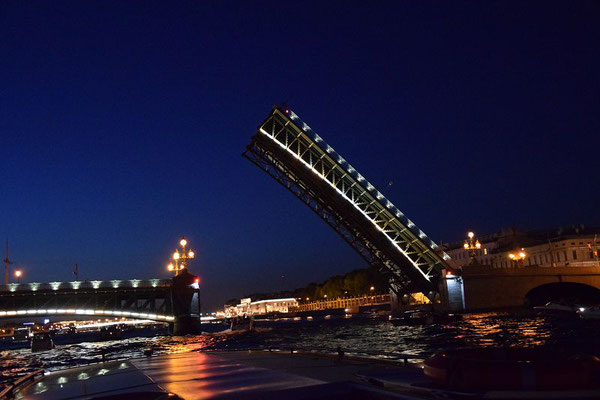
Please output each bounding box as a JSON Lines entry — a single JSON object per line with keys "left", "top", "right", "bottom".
{"left": 461, "top": 265, "right": 600, "bottom": 310}
{"left": 0, "top": 271, "right": 201, "bottom": 335}
{"left": 243, "top": 106, "right": 461, "bottom": 312}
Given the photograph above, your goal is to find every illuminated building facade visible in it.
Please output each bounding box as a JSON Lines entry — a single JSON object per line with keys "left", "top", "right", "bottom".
{"left": 444, "top": 226, "right": 600, "bottom": 269}
{"left": 225, "top": 297, "right": 299, "bottom": 317}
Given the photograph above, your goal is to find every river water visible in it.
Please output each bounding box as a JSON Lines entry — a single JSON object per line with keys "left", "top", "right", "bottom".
{"left": 1, "top": 311, "right": 599, "bottom": 385}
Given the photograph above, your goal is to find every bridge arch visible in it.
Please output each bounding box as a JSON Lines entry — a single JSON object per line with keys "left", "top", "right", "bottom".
{"left": 525, "top": 282, "right": 600, "bottom": 307}
{"left": 461, "top": 266, "right": 600, "bottom": 310}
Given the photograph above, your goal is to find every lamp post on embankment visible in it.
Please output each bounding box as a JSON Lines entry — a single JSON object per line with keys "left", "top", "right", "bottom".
{"left": 167, "top": 237, "right": 201, "bottom": 336}
{"left": 463, "top": 231, "right": 481, "bottom": 265}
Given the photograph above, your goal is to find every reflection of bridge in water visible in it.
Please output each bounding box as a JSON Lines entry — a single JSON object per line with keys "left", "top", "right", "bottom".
{"left": 0, "top": 272, "right": 201, "bottom": 334}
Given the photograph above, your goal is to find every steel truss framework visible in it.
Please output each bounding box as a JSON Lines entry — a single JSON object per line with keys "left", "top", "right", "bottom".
{"left": 0, "top": 285, "right": 173, "bottom": 321}
{"left": 243, "top": 108, "right": 451, "bottom": 295}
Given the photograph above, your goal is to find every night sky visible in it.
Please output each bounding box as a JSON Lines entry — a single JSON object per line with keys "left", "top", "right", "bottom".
{"left": 1, "top": 1, "right": 598, "bottom": 311}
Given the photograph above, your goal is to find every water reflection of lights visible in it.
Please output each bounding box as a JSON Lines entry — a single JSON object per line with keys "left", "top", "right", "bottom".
{"left": 453, "top": 313, "right": 551, "bottom": 347}
{"left": 0, "top": 312, "right": 593, "bottom": 384}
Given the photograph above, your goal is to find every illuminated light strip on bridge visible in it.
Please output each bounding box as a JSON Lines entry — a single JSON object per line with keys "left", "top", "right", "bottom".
{"left": 0, "top": 309, "right": 174, "bottom": 321}
{"left": 256, "top": 108, "right": 449, "bottom": 284}
{"left": 4, "top": 279, "right": 169, "bottom": 293}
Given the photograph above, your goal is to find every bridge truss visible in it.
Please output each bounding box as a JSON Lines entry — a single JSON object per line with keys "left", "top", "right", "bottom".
{"left": 0, "top": 280, "right": 174, "bottom": 322}
{"left": 243, "top": 107, "right": 451, "bottom": 296}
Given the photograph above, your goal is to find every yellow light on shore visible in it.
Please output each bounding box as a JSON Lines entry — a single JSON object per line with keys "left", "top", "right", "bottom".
{"left": 519, "top": 252, "right": 526, "bottom": 258}
{"left": 15, "top": 270, "right": 22, "bottom": 278}
{"left": 463, "top": 243, "right": 469, "bottom": 249}
{"left": 180, "top": 238, "right": 187, "bottom": 247}
{"left": 188, "top": 251, "right": 195, "bottom": 258}
{"left": 173, "top": 251, "right": 180, "bottom": 260}
{"left": 468, "top": 231, "right": 474, "bottom": 239}
{"left": 167, "top": 264, "right": 174, "bottom": 271}
{"left": 508, "top": 253, "right": 515, "bottom": 259}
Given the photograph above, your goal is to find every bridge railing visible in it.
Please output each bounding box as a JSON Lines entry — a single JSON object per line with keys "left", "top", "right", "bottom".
{"left": 290, "top": 294, "right": 390, "bottom": 313}
{"left": 1, "top": 279, "right": 171, "bottom": 293}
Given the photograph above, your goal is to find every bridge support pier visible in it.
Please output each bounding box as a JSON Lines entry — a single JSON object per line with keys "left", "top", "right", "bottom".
{"left": 389, "top": 273, "right": 465, "bottom": 315}
{"left": 170, "top": 271, "right": 202, "bottom": 336}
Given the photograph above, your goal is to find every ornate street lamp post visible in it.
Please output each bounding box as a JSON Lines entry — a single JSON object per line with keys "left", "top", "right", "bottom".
{"left": 463, "top": 231, "right": 481, "bottom": 264}
{"left": 508, "top": 249, "right": 527, "bottom": 266}
{"left": 167, "top": 237, "right": 195, "bottom": 276}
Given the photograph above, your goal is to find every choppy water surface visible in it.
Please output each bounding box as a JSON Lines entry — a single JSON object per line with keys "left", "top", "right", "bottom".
{"left": 1, "top": 312, "right": 599, "bottom": 384}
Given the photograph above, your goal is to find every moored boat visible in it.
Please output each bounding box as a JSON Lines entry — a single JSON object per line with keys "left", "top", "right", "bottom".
{"left": 30, "top": 333, "right": 54, "bottom": 352}
{"left": 577, "top": 306, "right": 600, "bottom": 320}
{"left": 389, "top": 310, "right": 462, "bottom": 326}
{"left": 533, "top": 301, "right": 577, "bottom": 314}
{"left": 230, "top": 315, "right": 254, "bottom": 331}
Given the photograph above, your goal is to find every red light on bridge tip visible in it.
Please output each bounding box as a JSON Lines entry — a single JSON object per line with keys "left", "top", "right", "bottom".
{"left": 284, "top": 109, "right": 289, "bottom": 114}
{"left": 195, "top": 278, "right": 200, "bottom": 284}
{"left": 446, "top": 270, "right": 453, "bottom": 276}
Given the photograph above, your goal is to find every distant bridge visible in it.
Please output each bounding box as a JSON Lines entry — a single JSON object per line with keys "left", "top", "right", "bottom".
{"left": 0, "top": 273, "right": 202, "bottom": 334}
{"left": 461, "top": 266, "right": 600, "bottom": 310}
{"left": 244, "top": 107, "right": 456, "bottom": 310}
{"left": 0, "top": 279, "right": 173, "bottom": 322}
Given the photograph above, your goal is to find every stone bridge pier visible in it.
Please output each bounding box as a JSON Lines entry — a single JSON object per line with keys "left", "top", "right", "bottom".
{"left": 170, "top": 270, "right": 201, "bottom": 335}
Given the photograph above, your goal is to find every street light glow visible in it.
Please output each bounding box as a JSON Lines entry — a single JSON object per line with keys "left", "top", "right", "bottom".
{"left": 15, "top": 270, "right": 22, "bottom": 278}
{"left": 468, "top": 231, "right": 474, "bottom": 239}
{"left": 168, "top": 237, "right": 196, "bottom": 276}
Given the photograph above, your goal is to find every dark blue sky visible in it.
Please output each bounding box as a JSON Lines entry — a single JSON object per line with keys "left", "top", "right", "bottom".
{"left": 1, "top": 1, "right": 598, "bottom": 310}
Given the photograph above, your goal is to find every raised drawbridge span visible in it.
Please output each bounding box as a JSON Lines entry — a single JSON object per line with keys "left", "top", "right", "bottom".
{"left": 243, "top": 107, "right": 454, "bottom": 304}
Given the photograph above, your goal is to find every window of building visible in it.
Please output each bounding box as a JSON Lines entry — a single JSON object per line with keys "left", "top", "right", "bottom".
{"left": 564, "top": 251, "right": 568, "bottom": 261}
{"left": 573, "top": 250, "right": 577, "bottom": 260}
{"left": 556, "top": 253, "right": 560, "bottom": 262}
{"left": 591, "top": 251, "right": 595, "bottom": 260}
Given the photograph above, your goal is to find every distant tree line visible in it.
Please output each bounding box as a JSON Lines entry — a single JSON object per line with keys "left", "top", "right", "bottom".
{"left": 225, "top": 267, "right": 390, "bottom": 306}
